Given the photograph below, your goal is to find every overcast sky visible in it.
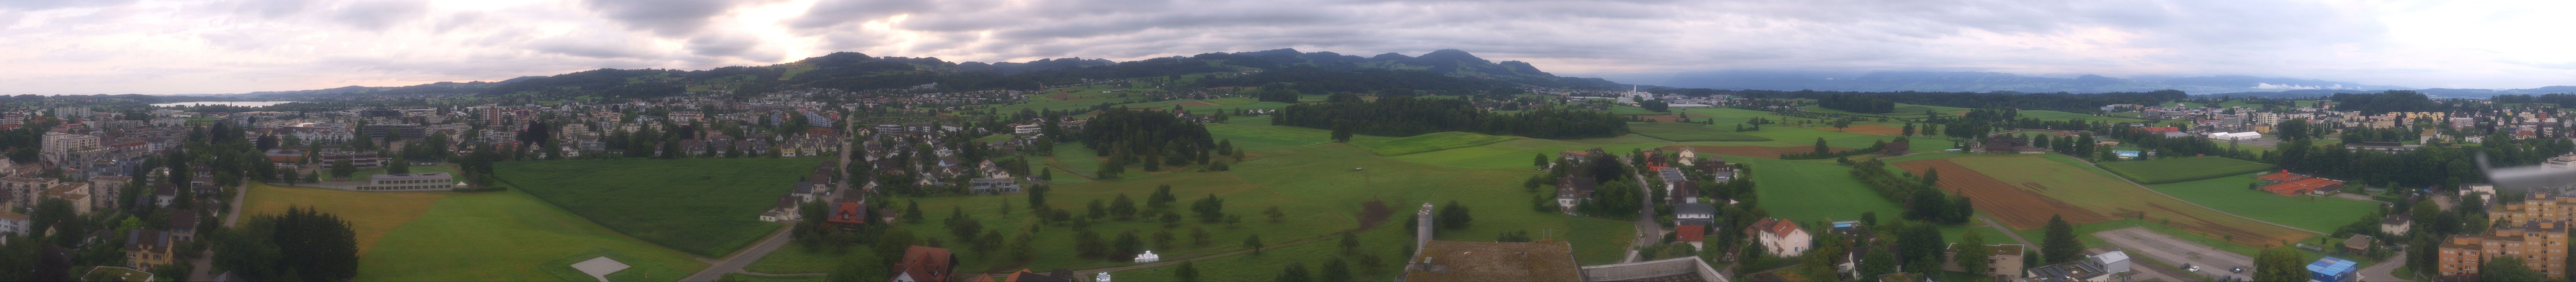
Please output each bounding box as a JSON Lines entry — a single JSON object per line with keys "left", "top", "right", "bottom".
{"left": 2, "top": 0, "right": 2570, "bottom": 95}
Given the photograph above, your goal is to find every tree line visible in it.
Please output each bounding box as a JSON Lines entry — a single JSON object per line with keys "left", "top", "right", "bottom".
{"left": 1273, "top": 96, "right": 1629, "bottom": 139}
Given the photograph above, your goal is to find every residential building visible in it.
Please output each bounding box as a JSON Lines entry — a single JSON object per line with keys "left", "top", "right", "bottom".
{"left": 2381, "top": 213, "right": 2412, "bottom": 236}
{"left": 967, "top": 178, "right": 1021, "bottom": 194}
{"left": 1942, "top": 243, "right": 2027, "bottom": 281}
{"left": 1748, "top": 218, "right": 1813, "bottom": 256}
{"left": 891, "top": 246, "right": 956, "bottom": 282}
{"left": 2436, "top": 219, "right": 2570, "bottom": 279}
{"left": 126, "top": 229, "right": 173, "bottom": 270}
{"left": 1674, "top": 203, "right": 1715, "bottom": 226}
{"left": 0, "top": 211, "right": 25, "bottom": 235}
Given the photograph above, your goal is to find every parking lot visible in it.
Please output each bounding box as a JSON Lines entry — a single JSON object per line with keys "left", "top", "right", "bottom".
{"left": 2095, "top": 227, "right": 2251, "bottom": 281}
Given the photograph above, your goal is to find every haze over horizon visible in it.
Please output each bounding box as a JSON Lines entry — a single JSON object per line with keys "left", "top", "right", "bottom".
{"left": 4, "top": 0, "right": 2572, "bottom": 95}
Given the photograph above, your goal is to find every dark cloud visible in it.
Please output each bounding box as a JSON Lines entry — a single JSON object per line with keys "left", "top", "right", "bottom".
{"left": 581, "top": 0, "right": 759, "bottom": 37}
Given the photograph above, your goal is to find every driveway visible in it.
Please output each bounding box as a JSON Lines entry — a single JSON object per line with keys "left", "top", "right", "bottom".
{"left": 2095, "top": 227, "right": 2247, "bottom": 281}
{"left": 2358, "top": 250, "right": 2412, "bottom": 282}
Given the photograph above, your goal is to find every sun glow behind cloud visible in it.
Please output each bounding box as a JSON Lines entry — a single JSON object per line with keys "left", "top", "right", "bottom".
{"left": 0, "top": 0, "right": 2566, "bottom": 95}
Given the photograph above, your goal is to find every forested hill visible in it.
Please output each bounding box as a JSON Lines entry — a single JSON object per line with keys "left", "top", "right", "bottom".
{"left": 234, "top": 48, "right": 1628, "bottom": 100}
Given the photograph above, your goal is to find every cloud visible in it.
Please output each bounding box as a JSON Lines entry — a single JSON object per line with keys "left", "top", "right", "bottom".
{"left": 0, "top": 0, "right": 2568, "bottom": 95}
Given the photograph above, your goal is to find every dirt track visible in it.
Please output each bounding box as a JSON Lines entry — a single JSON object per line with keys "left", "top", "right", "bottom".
{"left": 1894, "top": 159, "right": 2109, "bottom": 229}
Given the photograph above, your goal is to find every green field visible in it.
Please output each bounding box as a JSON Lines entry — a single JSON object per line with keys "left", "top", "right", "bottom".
{"left": 1349, "top": 131, "right": 1521, "bottom": 156}
{"left": 361, "top": 189, "right": 708, "bottom": 281}
{"left": 1205, "top": 116, "right": 1337, "bottom": 152}
{"left": 1730, "top": 156, "right": 1903, "bottom": 223}
{"left": 2144, "top": 174, "right": 2381, "bottom": 232}
{"left": 1388, "top": 135, "right": 1673, "bottom": 169}
{"left": 2015, "top": 110, "right": 2146, "bottom": 123}
{"left": 2097, "top": 156, "right": 2279, "bottom": 184}
{"left": 866, "top": 142, "right": 1633, "bottom": 273}
{"left": 1627, "top": 122, "right": 1771, "bottom": 142}
{"left": 500, "top": 157, "right": 826, "bottom": 257}
{"left": 242, "top": 183, "right": 449, "bottom": 255}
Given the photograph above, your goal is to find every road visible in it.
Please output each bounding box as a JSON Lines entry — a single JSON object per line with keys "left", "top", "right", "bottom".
{"left": 189, "top": 177, "right": 257, "bottom": 281}
{"left": 680, "top": 226, "right": 798, "bottom": 282}
{"left": 2095, "top": 227, "right": 2247, "bottom": 281}
{"left": 2358, "top": 250, "right": 2413, "bottom": 282}
{"left": 1618, "top": 154, "right": 1666, "bottom": 263}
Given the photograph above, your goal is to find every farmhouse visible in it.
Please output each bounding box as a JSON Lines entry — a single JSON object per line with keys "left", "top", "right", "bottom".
{"left": 1747, "top": 218, "right": 1812, "bottom": 256}
{"left": 2381, "top": 213, "right": 2412, "bottom": 236}
{"left": 2254, "top": 172, "right": 2345, "bottom": 196}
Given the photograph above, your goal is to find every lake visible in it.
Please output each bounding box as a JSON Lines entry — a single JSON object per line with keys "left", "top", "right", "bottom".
{"left": 150, "top": 101, "right": 296, "bottom": 107}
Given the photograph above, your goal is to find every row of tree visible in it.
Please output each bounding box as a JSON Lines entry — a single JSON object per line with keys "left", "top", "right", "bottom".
{"left": 1273, "top": 97, "right": 1630, "bottom": 139}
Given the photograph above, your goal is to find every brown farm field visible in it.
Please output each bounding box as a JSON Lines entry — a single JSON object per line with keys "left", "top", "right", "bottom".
{"left": 1893, "top": 156, "right": 2313, "bottom": 247}
{"left": 1660, "top": 145, "right": 1851, "bottom": 158}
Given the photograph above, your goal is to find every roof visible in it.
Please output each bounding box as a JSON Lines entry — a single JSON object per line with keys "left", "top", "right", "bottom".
{"left": 895, "top": 246, "right": 954, "bottom": 281}
{"left": 2307, "top": 257, "right": 2358, "bottom": 275}
{"left": 1674, "top": 203, "right": 1715, "bottom": 215}
{"left": 2343, "top": 235, "right": 2373, "bottom": 249}
{"left": 1404, "top": 240, "right": 1582, "bottom": 281}
{"left": 0, "top": 211, "right": 26, "bottom": 221}
{"left": 1675, "top": 225, "right": 1706, "bottom": 242}
{"left": 1747, "top": 218, "right": 1804, "bottom": 237}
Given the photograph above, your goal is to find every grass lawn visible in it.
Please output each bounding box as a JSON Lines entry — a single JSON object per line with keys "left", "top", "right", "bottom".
{"left": 745, "top": 245, "right": 858, "bottom": 274}
{"left": 1205, "top": 116, "right": 1335, "bottom": 152}
{"left": 2015, "top": 110, "right": 2145, "bottom": 123}
{"left": 1388, "top": 135, "right": 1673, "bottom": 169}
{"left": 2096, "top": 156, "right": 2278, "bottom": 184}
{"left": 1729, "top": 155, "right": 1903, "bottom": 223}
{"left": 1349, "top": 131, "right": 1520, "bottom": 156}
{"left": 2144, "top": 174, "right": 2380, "bottom": 232}
{"left": 882, "top": 143, "right": 1632, "bottom": 273}
{"left": 360, "top": 189, "right": 707, "bottom": 281}
{"left": 240, "top": 183, "right": 449, "bottom": 256}
{"left": 499, "top": 157, "right": 827, "bottom": 257}
{"left": 1628, "top": 122, "right": 1771, "bottom": 142}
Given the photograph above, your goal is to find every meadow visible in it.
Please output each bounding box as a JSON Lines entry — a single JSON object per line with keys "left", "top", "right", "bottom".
{"left": 1626, "top": 122, "right": 1772, "bottom": 142}
{"left": 499, "top": 157, "right": 828, "bottom": 257}
{"left": 1386, "top": 135, "right": 1672, "bottom": 169}
{"left": 1349, "top": 131, "right": 1521, "bottom": 156}
{"left": 1728, "top": 156, "right": 1904, "bottom": 223}
{"left": 358, "top": 189, "right": 708, "bottom": 281}
{"left": 2097, "top": 156, "right": 2279, "bottom": 184}
{"left": 830, "top": 142, "right": 1632, "bottom": 275}
{"left": 2144, "top": 174, "right": 2380, "bottom": 232}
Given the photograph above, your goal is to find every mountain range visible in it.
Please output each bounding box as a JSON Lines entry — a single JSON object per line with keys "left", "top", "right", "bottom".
{"left": 1650, "top": 70, "right": 2573, "bottom": 98}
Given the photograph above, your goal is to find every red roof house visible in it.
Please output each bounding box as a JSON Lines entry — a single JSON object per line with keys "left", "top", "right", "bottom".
{"left": 892, "top": 246, "right": 956, "bottom": 282}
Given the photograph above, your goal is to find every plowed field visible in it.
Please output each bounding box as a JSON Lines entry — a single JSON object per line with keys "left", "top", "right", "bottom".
{"left": 1893, "top": 156, "right": 2313, "bottom": 247}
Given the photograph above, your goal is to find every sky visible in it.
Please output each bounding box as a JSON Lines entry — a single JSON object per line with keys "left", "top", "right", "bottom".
{"left": 1, "top": 0, "right": 2570, "bottom": 95}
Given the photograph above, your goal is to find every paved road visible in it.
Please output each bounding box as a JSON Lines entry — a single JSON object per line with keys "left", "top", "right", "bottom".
{"left": 2096, "top": 227, "right": 2246, "bottom": 281}
{"left": 681, "top": 226, "right": 798, "bottom": 282}
{"left": 189, "top": 177, "right": 257, "bottom": 281}
{"left": 2358, "top": 250, "right": 2413, "bottom": 282}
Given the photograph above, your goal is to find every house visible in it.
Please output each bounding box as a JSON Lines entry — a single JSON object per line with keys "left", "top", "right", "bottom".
{"left": 0, "top": 211, "right": 25, "bottom": 235}
{"left": 168, "top": 209, "right": 198, "bottom": 242}
{"left": 1675, "top": 203, "right": 1715, "bottom": 226}
{"left": 968, "top": 178, "right": 1021, "bottom": 194}
{"left": 126, "top": 229, "right": 174, "bottom": 270}
{"left": 761, "top": 196, "right": 801, "bottom": 222}
{"left": 1880, "top": 142, "right": 1908, "bottom": 156}
{"left": 2380, "top": 213, "right": 2412, "bottom": 236}
{"left": 1747, "top": 218, "right": 1812, "bottom": 256}
{"left": 2341, "top": 235, "right": 2373, "bottom": 255}
{"left": 2088, "top": 251, "right": 2130, "bottom": 274}
{"left": 827, "top": 199, "right": 869, "bottom": 227}
{"left": 1676, "top": 224, "right": 1707, "bottom": 251}
{"left": 1941, "top": 243, "right": 2027, "bottom": 281}
{"left": 891, "top": 246, "right": 956, "bottom": 282}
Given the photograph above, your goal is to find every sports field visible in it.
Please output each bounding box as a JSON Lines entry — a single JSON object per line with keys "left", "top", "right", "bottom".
{"left": 2145, "top": 174, "right": 2380, "bottom": 232}
{"left": 1730, "top": 156, "right": 1903, "bottom": 223}
{"left": 1891, "top": 155, "right": 2313, "bottom": 247}
{"left": 241, "top": 183, "right": 449, "bottom": 255}
{"left": 360, "top": 189, "right": 708, "bottom": 281}
{"left": 1627, "top": 122, "right": 1771, "bottom": 142}
{"left": 2097, "top": 156, "right": 2278, "bottom": 184}
{"left": 500, "top": 157, "right": 828, "bottom": 257}
{"left": 1350, "top": 131, "right": 1521, "bottom": 156}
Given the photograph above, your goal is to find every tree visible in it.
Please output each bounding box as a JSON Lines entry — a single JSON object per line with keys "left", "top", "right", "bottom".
{"left": 1340, "top": 232, "right": 1361, "bottom": 254}
{"left": 1193, "top": 194, "right": 1226, "bottom": 223}
{"left": 1958, "top": 231, "right": 1992, "bottom": 276}
{"left": 1812, "top": 137, "right": 1830, "bottom": 154}
{"left": 1438, "top": 200, "right": 1473, "bottom": 229}
{"left": 1857, "top": 245, "right": 1898, "bottom": 278}
{"left": 2486, "top": 256, "right": 2545, "bottom": 281}
{"left": 1110, "top": 194, "right": 1139, "bottom": 220}
{"left": 1320, "top": 257, "right": 1354, "bottom": 281}
{"left": 1176, "top": 261, "right": 1200, "bottom": 281}
{"left": 2043, "top": 214, "right": 2080, "bottom": 263}
{"left": 1535, "top": 153, "right": 1549, "bottom": 167}
{"left": 385, "top": 156, "right": 411, "bottom": 174}
{"left": 1244, "top": 234, "right": 1266, "bottom": 255}
{"left": 329, "top": 159, "right": 356, "bottom": 179}
{"left": 2255, "top": 246, "right": 2311, "bottom": 282}
{"left": 1274, "top": 262, "right": 1311, "bottom": 282}
{"left": 1331, "top": 126, "right": 1353, "bottom": 143}
{"left": 1147, "top": 185, "right": 1176, "bottom": 210}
